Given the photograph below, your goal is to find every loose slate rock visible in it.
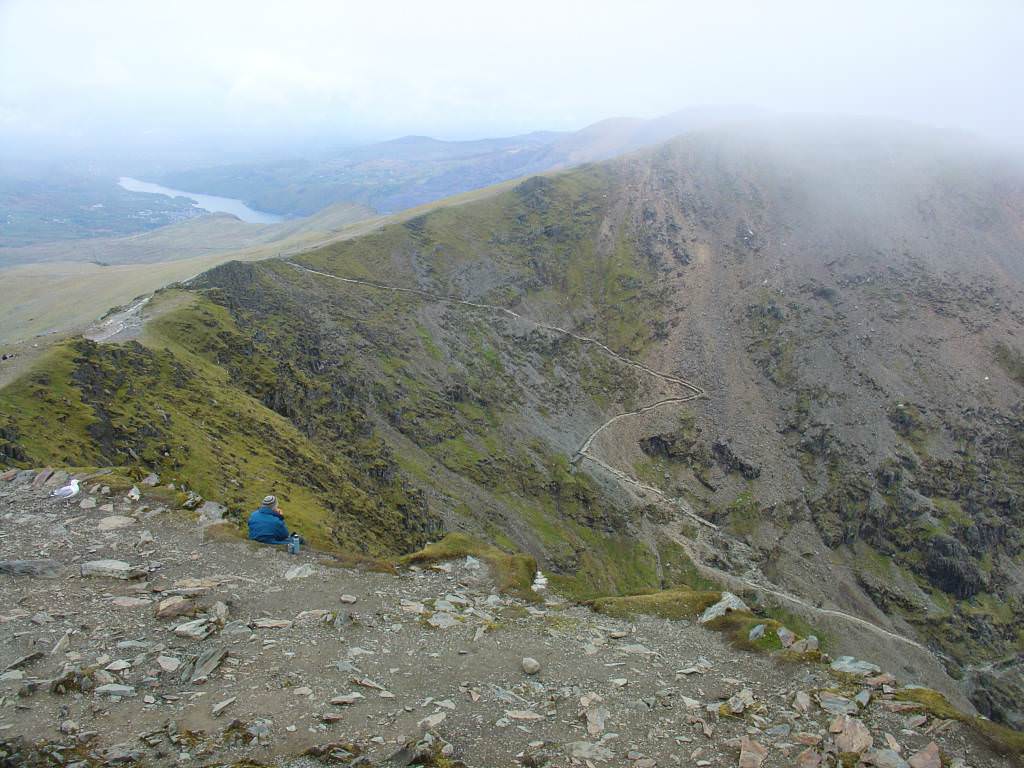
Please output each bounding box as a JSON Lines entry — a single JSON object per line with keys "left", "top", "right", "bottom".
{"left": 831, "top": 656, "right": 882, "bottom": 676}
{"left": 81, "top": 559, "right": 144, "bottom": 580}
{"left": 191, "top": 647, "right": 227, "bottom": 683}
{"left": 95, "top": 683, "right": 136, "bottom": 697}
{"left": 818, "top": 691, "right": 858, "bottom": 715}
{"left": 738, "top": 736, "right": 768, "bottom": 768}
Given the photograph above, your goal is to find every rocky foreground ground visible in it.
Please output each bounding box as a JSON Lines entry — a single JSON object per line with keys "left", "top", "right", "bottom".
{"left": 0, "top": 469, "right": 1017, "bottom": 767}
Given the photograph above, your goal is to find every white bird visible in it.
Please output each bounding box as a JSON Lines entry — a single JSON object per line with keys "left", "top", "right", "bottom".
{"left": 50, "top": 478, "right": 79, "bottom": 500}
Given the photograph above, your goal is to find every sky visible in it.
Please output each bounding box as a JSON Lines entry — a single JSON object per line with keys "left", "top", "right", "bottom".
{"left": 1, "top": 0, "right": 1023, "bottom": 169}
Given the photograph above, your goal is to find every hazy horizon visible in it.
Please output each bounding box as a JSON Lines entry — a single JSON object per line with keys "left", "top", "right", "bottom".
{"left": 2, "top": 0, "right": 1023, "bottom": 175}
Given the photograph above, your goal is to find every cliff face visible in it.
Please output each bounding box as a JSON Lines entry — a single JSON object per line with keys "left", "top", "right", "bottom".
{"left": 3, "top": 120, "right": 1024, "bottom": 725}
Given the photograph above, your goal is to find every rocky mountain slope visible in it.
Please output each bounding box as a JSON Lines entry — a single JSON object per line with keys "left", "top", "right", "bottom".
{"left": 2, "top": 118, "right": 1023, "bottom": 731}
{"left": 0, "top": 470, "right": 1019, "bottom": 767}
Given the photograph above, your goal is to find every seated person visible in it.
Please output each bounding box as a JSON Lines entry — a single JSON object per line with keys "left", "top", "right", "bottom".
{"left": 247, "top": 495, "right": 293, "bottom": 545}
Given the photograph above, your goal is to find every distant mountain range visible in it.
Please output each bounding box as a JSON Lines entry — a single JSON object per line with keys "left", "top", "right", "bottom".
{"left": 156, "top": 107, "right": 760, "bottom": 216}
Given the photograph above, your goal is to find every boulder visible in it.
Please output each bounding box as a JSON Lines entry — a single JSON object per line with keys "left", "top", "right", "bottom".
{"left": 156, "top": 595, "right": 196, "bottom": 620}
{"left": 521, "top": 657, "right": 541, "bottom": 675}
{"left": 698, "top": 592, "right": 749, "bottom": 624}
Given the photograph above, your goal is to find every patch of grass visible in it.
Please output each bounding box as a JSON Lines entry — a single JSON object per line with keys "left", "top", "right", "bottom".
{"left": 325, "top": 551, "right": 398, "bottom": 574}
{"left": 895, "top": 687, "right": 1024, "bottom": 757}
{"left": 399, "top": 532, "right": 538, "bottom": 601}
{"left": 591, "top": 588, "right": 721, "bottom": 620}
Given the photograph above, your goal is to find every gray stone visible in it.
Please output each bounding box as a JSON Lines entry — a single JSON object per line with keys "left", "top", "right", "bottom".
{"left": 95, "top": 683, "right": 136, "bottom": 697}
{"left": 567, "top": 741, "right": 614, "bottom": 760}
{"left": 862, "top": 749, "right": 910, "bottom": 768}
{"left": 698, "top": 592, "right": 749, "bottom": 623}
{"left": 818, "top": 691, "right": 858, "bottom": 715}
{"left": 748, "top": 624, "right": 765, "bottom": 641}
{"left": 776, "top": 626, "right": 797, "bottom": 647}
{"left": 80, "top": 560, "right": 144, "bottom": 580}
{"left": 173, "top": 618, "right": 213, "bottom": 639}
{"left": 190, "top": 647, "right": 227, "bottom": 683}
{"left": 521, "top": 657, "right": 541, "bottom": 675}
{"left": 427, "top": 611, "right": 460, "bottom": 629}
{"left": 197, "top": 501, "right": 226, "bottom": 526}
{"left": 831, "top": 656, "right": 882, "bottom": 676}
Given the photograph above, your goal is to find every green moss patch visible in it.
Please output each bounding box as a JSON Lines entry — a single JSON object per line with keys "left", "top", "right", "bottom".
{"left": 896, "top": 687, "right": 1024, "bottom": 757}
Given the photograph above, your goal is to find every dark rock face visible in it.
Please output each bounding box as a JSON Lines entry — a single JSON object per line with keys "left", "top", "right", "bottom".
{"left": 966, "top": 662, "right": 1024, "bottom": 731}
{"left": 924, "top": 536, "right": 984, "bottom": 599}
{"left": 711, "top": 441, "right": 760, "bottom": 480}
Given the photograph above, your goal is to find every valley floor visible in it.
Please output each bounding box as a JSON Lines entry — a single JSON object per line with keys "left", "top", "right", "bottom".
{"left": 0, "top": 472, "right": 1015, "bottom": 767}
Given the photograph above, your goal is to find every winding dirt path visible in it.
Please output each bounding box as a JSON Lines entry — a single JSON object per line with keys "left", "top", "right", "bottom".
{"left": 283, "top": 260, "right": 930, "bottom": 652}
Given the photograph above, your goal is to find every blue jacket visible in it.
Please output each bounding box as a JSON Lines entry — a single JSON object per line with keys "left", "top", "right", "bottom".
{"left": 247, "top": 506, "right": 290, "bottom": 544}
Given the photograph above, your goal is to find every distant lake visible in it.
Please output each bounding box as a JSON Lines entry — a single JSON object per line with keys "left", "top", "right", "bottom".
{"left": 118, "top": 177, "right": 283, "bottom": 224}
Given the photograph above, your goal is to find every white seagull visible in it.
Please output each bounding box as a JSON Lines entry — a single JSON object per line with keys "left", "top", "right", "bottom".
{"left": 50, "top": 478, "right": 79, "bottom": 500}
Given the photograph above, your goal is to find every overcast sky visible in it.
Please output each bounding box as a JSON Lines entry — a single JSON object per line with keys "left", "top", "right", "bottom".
{"left": 1, "top": 0, "right": 1022, "bottom": 166}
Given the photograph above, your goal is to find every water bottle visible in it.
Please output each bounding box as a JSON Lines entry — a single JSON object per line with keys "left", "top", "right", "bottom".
{"left": 287, "top": 534, "right": 301, "bottom": 555}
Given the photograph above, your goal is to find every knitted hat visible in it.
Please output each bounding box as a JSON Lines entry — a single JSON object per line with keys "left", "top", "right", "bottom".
{"left": 262, "top": 494, "right": 277, "bottom": 507}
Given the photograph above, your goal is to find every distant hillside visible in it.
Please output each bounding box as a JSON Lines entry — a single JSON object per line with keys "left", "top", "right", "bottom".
{"left": 0, "top": 201, "right": 373, "bottom": 269}
{"left": 157, "top": 107, "right": 758, "bottom": 216}
{"left": 4, "top": 118, "right": 1024, "bottom": 726}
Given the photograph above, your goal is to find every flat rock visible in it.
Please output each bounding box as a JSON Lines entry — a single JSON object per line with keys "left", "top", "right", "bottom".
{"left": 567, "top": 741, "right": 613, "bottom": 760}
{"left": 818, "top": 691, "right": 858, "bottom": 715}
{"left": 284, "top": 563, "right": 314, "bottom": 580}
{"left": 907, "top": 742, "right": 941, "bottom": 768}
{"left": 698, "top": 592, "right": 748, "bottom": 624}
{"left": 79, "top": 497, "right": 96, "bottom": 509}
{"left": 156, "top": 595, "right": 197, "bottom": 620}
{"left": 173, "top": 618, "right": 213, "bottom": 639}
{"left": 330, "top": 692, "right": 365, "bottom": 705}
{"left": 427, "top": 611, "right": 460, "bottom": 629}
{"left": 833, "top": 715, "right": 873, "bottom": 753}
{"left": 739, "top": 736, "right": 768, "bottom": 768}
{"left": 156, "top": 655, "right": 181, "bottom": 673}
{"left": 831, "top": 656, "right": 882, "bottom": 676}
{"left": 252, "top": 618, "right": 293, "bottom": 629}
{"left": 81, "top": 560, "right": 144, "bottom": 580}
{"left": 191, "top": 646, "right": 227, "bottom": 683}
{"left": 211, "top": 696, "right": 235, "bottom": 716}
{"left": 95, "top": 683, "right": 136, "bottom": 697}
{"left": 97, "top": 515, "right": 135, "bottom": 531}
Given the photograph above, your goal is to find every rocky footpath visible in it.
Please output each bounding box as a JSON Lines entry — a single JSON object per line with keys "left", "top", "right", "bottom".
{"left": 0, "top": 470, "right": 1017, "bottom": 767}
